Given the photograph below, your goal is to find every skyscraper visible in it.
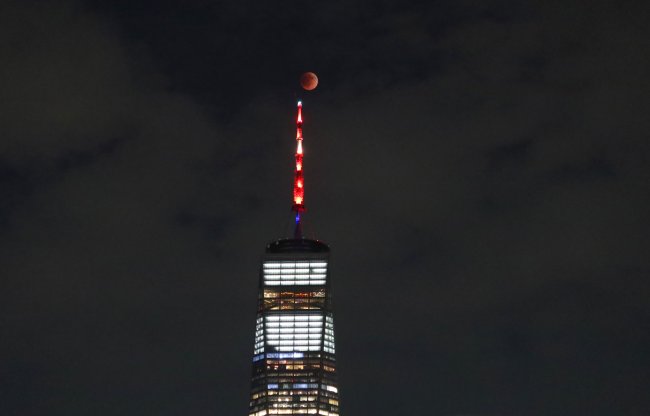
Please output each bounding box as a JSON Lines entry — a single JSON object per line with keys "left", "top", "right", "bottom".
{"left": 247, "top": 101, "right": 340, "bottom": 416}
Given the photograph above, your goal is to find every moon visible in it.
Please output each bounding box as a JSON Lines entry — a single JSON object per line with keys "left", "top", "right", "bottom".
{"left": 300, "top": 72, "right": 318, "bottom": 91}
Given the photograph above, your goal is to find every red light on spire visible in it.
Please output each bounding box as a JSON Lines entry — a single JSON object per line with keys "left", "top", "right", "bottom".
{"left": 297, "top": 101, "right": 303, "bottom": 124}
{"left": 292, "top": 100, "right": 306, "bottom": 214}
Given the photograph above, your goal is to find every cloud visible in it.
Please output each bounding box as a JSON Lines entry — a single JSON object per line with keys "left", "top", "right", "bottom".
{"left": 0, "top": 3, "right": 239, "bottom": 414}
{"left": 1, "top": 0, "right": 649, "bottom": 415}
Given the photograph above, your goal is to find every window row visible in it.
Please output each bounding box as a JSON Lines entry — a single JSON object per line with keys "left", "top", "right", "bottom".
{"left": 264, "top": 280, "right": 327, "bottom": 286}
{"left": 262, "top": 299, "right": 325, "bottom": 311}
{"left": 263, "top": 262, "right": 327, "bottom": 268}
{"left": 263, "top": 290, "right": 326, "bottom": 298}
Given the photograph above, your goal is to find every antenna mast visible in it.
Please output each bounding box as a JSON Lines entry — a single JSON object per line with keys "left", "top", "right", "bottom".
{"left": 292, "top": 100, "right": 305, "bottom": 238}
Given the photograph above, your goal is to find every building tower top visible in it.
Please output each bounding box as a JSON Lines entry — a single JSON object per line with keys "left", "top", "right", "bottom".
{"left": 247, "top": 95, "right": 341, "bottom": 416}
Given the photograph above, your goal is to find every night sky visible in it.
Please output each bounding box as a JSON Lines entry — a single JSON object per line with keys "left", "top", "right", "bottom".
{"left": 1, "top": 1, "right": 649, "bottom": 415}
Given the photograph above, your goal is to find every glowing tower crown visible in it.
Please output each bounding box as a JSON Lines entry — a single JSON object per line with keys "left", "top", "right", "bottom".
{"left": 247, "top": 100, "right": 341, "bottom": 416}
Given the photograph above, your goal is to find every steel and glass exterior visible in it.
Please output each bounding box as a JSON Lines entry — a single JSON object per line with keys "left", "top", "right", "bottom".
{"left": 248, "top": 239, "right": 340, "bottom": 416}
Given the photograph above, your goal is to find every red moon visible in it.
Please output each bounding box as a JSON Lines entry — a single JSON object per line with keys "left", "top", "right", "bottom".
{"left": 300, "top": 72, "right": 318, "bottom": 91}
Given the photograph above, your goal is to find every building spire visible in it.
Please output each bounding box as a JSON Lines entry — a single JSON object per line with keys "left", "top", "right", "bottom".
{"left": 292, "top": 100, "right": 305, "bottom": 238}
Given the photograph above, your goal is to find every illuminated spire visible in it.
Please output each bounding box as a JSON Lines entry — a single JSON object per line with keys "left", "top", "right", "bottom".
{"left": 292, "top": 100, "right": 305, "bottom": 238}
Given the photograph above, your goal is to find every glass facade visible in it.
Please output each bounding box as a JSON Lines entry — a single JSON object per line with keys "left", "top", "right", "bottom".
{"left": 248, "top": 239, "right": 340, "bottom": 416}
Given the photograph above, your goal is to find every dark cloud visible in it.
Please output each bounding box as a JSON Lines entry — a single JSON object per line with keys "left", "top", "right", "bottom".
{"left": 1, "top": 0, "right": 649, "bottom": 415}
